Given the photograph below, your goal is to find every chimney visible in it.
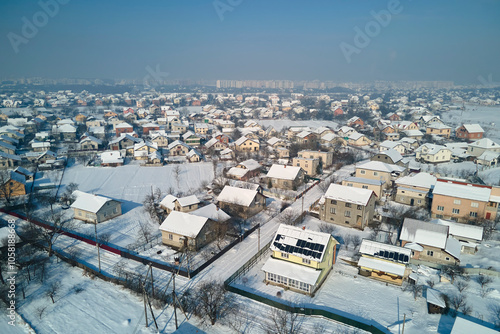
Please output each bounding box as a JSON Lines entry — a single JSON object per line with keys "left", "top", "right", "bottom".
{"left": 302, "top": 226, "right": 306, "bottom": 230}
{"left": 284, "top": 165, "right": 286, "bottom": 168}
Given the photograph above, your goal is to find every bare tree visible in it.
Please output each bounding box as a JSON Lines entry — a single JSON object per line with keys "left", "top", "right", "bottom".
{"left": 46, "top": 282, "right": 61, "bottom": 303}
{"left": 143, "top": 187, "right": 164, "bottom": 224}
{"left": 405, "top": 284, "right": 423, "bottom": 300}
{"left": 477, "top": 274, "right": 493, "bottom": 288}
{"left": 441, "top": 265, "right": 464, "bottom": 283}
{"left": 191, "top": 280, "right": 235, "bottom": 325}
{"left": 213, "top": 220, "right": 230, "bottom": 251}
{"left": 343, "top": 235, "right": 353, "bottom": 250}
{"left": 278, "top": 208, "right": 300, "bottom": 226}
{"left": 455, "top": 280, "right": 469, "bottom": 293}
{"left": 319, "top": 223, "right": 337, "bottom": 236}
{"left": 351, "top": 235, "right": 362, "bottom": 250}
{"left": 136, "top": 221, "right": 154, "bottom": 246}
{"left": 173, "top": 165, "right": 181, "bottom": 189}
{"left": 36, "top": 306, "right": 47, "bottom": 319}
{"left": 491, "top": 304, "right": 500, "bottom": 327}
{"left": 449, "top": 294, "right": 468, "bottom": 314}
{"left": 59, "top": 182, "right": 79, "bottom": 205}
{"left": 262, "top": 307, "right": 303, "bottom": 334}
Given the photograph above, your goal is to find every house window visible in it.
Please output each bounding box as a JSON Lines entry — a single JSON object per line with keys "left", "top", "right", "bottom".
{"left": 471, "top": 202, "right": 479, "bottom": 208}
{"left": 427, "top": 250, "right": 434, "bottom": 256}
{"left": 437, "top": 206, "right": 444, "bottom": 211}
{"left": 445, "top": 257, "right": 450, "bottom": 261}
{"left": 360, "top": 170, "right": 366, "bottom": 174}
{"left": 347, "top": 183, "right": 353, "bottom": 187}
{"left": 345, "top": 211, "right": 351, "bottom": 217}
{"left": 168, "top": 234, "right": 173, "bottom": 240}
{"left": 357, "top": 205, "right": 362, "bottom": 210}
{"left": 362, "top": 185, "right": 368, "bottom": 189}
{"left": 330, "top": 200, "right": 337, "bottom": 205}
{"left": 302, "top": 258, "right": 311, "bottom": 265}
{"left": 452, "top": 208, "right": 460, "bottom": 214}
{"left": 345, "top": 203, "right": 351, "bottom": 208}
{"left": 330, "top": 208, "right": 336, "bottom": 214}
{"left": 281, "top": 252, "right": 289, "bottom": 259}
{"left": 436, "top": 214, "right": 443, "bottom": 219}
{"left": 470, "top": 212, "right": 478, "bottom": 217}
{"left": 374, "top": 172, "right": 378, "bottom": 176}
{"left": 417, "top": 200, "right": 422, "bottom": 204}
{"left": 454, "top": 199, "right": 461, "bottom": 205}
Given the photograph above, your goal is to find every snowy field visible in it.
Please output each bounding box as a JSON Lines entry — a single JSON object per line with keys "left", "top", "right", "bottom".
{"left": 441, "top": 105, "right": 500, "bottom": 143}
{"left": 56, "top": 161, "right": 215, "bottom": 248}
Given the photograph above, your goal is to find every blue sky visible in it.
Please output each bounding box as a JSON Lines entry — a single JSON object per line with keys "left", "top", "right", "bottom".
{"left": 1, "top": 0, "right": 499, "bottom": 83}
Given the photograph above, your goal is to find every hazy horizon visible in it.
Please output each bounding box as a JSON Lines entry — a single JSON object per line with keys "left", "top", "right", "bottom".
{"left": 1, "top": 0, "right": 499, "bottom": 84}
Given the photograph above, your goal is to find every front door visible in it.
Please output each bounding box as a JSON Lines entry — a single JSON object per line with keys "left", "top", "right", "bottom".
{"left": 486, "top": 212, "right": 491, "bottom": 220}
{"left": 410, "top": 199, "right": 414, "bottom": 206}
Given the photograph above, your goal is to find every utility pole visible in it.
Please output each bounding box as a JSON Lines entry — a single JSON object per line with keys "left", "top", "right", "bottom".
{"left": 172, "top": 273, "right": 178, "bottom": 330}
{"left": 149, "top": 264, "right": 154, "bottom": 299}
{"left": 94, "top": 222, "right": 101, "bottom": 273}
{"left": 402, "top": 313, "right": 406, "bottom": 334}
{"left": 143, "top": 287, "right": 148, "bottom": 328}
{"left": 258, "top": 225, "right": 260, "bottom": 252}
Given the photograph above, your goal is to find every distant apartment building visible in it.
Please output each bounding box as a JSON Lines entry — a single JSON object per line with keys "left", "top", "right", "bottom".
{"left": 297, "top": 150, "right": 333, "bottom": 168}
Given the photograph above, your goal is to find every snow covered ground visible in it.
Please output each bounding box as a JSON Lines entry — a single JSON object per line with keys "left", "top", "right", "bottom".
{"left": 440, "top": 105, "right": 500, "bottom": 143}
{"left": 254, "top": 119, "right": 339, "bottom": 131}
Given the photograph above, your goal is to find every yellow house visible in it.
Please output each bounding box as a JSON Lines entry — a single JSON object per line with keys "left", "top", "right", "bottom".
{"left": 0, "top": 171, "right": 26, "bottom": 199}
{"left": 342, "top": 176, "right": 385, "bottom": 198}
{"left": 262, "top": 224, "right": 339, "bottom": 296}
{"left": 292, "top": 157, "right": 320, "bottom": 176}
{"left": 159, "top": 194, "right": 200, "bottom": 214}
{"left": 426, "top": 123, "right": 451, "bottom": 138}
{"left": 234, "top": 136, "right": 260, "bottom": 152}
{"left": 70, "top": 190, "right": 122, "bottom": 223}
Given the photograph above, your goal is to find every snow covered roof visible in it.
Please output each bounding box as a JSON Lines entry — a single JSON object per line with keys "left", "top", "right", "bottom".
{"left": 359, "top": 239, "right": 411, "bottom": 262}
{"left": 167, "top": 140, "right": 190, "bottom": 150}
{"left": 404, "top": 129, "right": 424, "bottom": 137}
{"left": 395, "top": 172, "right": 437, "bottom": 189}
{"left": 160, "top": 194, "right": 177, "bottom": 210}
{"left": 235, "top": 136, "right": 258, "bottom": 146}
{"left": 261, "top": 257, "right": 321, "bottom": 285}
{"left": 444, "top": 236, "right": 461, "bottom": 261}
{"left": 116, "top": 122, "right": 133, "bottom": 129}
{"left": 237, "top": 159, "right": 261, "bottom": 171}
{"left": 426, "top": 288, "right": 446, "bottom": 308}
{"left": 358, "top": 256, "right": 406, "bottom": 277}
{"left": 71, "top": 190, "right": 118, "bottom": 213}
{"left": 377, "top": 149, "right": 403, "bottom": 163}
{"left": 450, "top": 316, "right": 498, "bottom": 334}
{"left": 217, "top": 185, "right": 259, "bottom": 207}
{"left": 379, "top": 140, "right": 403, "bottom": 149}
{"left": 226, "top": 167, "right": 249, "bottom": 178}
{"left": 416, "top": 143, "right": 450, "bottom": 155}
{"left": 400, "top": 218, "right": 448, "bottom": 249}
{"left": 266, "top": 164, "right": 302, "bottom": 180}
{"left": 191, "top": 204, "right": 230, "bottom": 223}
{"left": 461, "top": 124, "right": 484, "bottom": 133}
{"left": 477, "top": 150, "right": 499, "bottom": 161}
{"left": 356, "top": 160, "right": 406, "bottom": 173}
{"left": 159, "top": 211, "right": 209, "bottom": 238}
{"left": 100, "top": 151, "right": 123, "bottom": 164}
{"left": 271, "top": 224, "right": 334, "bottom": 262}
{"left": 176, "top": 195, "right": 200, "bottom": 207}
{"left": 468, "top": 138, "right": 500, "bottom": 149}
{"left": 344, "top": 176, "right": 385, "bottom": 186}
{"left": 324, "top": 183, "right": 375, "bottom": 205}
{"left": 426, "top": 122, "right": 451, "bottom": 130}
{"left": 296, "top": 130, "right": 312, "bottom": 138}
{"left": 432, "top": 181, "right": 491, "bottom": 202}
{"left": 430, "top": 219, "right": 483, "bottom": 241}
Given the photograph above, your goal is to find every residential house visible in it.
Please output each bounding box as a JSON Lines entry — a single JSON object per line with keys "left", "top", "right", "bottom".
{"left": 403, "top": 129, "right": 424, "bottom": 140}
{"left": 416, "top": 144, "right": 452, "bottom": 163}
{"left": 100, "top": 151, "right": 124, "bottom": 167}
{"left": 226, "top": 159, "right": 261, "bottom": 181}
{"left": 295, "top": 131, "right": 316, "bottom": 145}
{"left": 262, "top": 224, "right": 339, "bottom": 295}
{"left": 186, "top": 149, "right": 203, "bottom": 162}
{"left": 71, "top": 190, "right": 122, "bottom": 223}
{"left": 115, "top": 122, "right": 134, "bottom": 136}
{"left": 159, "top": 211, "right": 215, "bottom": 251}
{"left": 431, "top": 219, "right": 483, "bottom": 254}
{"left": 400, "top": 218, "right": 461, "bottom": 267}
{"left": 266, "top": 164, "right": 304, "bottom": 190}
{"left": 379, "top": 140, "right": 406, "bottom": 155}
{"left": 109, "top": 134, "right": 142, "bottom": 151}
{"left": 467, "top": 138, "right": 500, "bottom": 157}
{"left": 58, "top": 124, "right": 77, "bottom": 141}
{"left": 0, "top": 171, "right": 26, "bottom": 198}
{"left": 418, "top": 115, "right": 443, "bottom": 128}
{"left": 141, "top": 122, "right": 159, "bottom": 135}
{"left": 426, "top": 122, "right": 451, "bottom": 138}
{"left": 194, "top": 123, "right": 210, "bottom": 135}
{"left": 292, "top": 157, "right": 320, "bottom": 176}
{"left": 450, "top": 316, "right": 498, "bottom": 334}
{"left": 370, "top": 149, "right": 406, "bottom": 167}
{"left": 14, "top": 166, "right": 33, "bottom": 181}
{"left": 355, "top": 161, "right": 406, "bottom": 189}
{"left": 217, "top": 185, "right": 266, "bottom": 219}
{"left": 133, "top": 141, "right": 158, "bottom": 160}
{"left": 80, "top": 135, "right": 102, "bottom": 150}
{"left": 475, "top": 150, "right": 499, "bottom": 167}
{"left": 159, "top": 194, "right": 200, "bottom": 214}
{"left": 319, "top": 183, "right": 377, "bottom": 229}
{"left": 183, "top": 131, "right": 201, "bottom": 147}
{"left": 431, "top": 179, "right": 500, "bottom": 223}
{"left": 455, "top": 124, "right": 484, "bottom": 141}
{"left": 348, "top": 132, "right": 372, "bottom": 146}
{"left": 395, "top": 172, "right": 436, "bottom": 207}
{"left": 297, "top": 150, "right": 333, "bottom": 168}
{"left": 0, "top": 152, "right": 21, "bottom": 169}
{"left": 150, "top": 133, "right": 170, "bottom": 148}
{"left": 347, "top": 116, "right": 364, "bottom": 129}
{"left": 342, "top": 177, "right": 385, "bottom": 198}
{"left": 171, "top": 123, "right": 188, "bottom": 134}
{"left": 234, "top": 136, "right": 260, "bottom": 152}
{"left": 357, "top": 239, "right": 411, "bottom": 285}
{"left": 167, "top": 140, "right": 191, "bottom": 157}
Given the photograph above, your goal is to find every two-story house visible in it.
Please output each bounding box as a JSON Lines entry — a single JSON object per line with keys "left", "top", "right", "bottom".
{"left": 395, "top": 172, "right": 437, "bottom": 207}
{"left": 456, "top": 124, "right": 484, "bottom": 141}
{"left": 217, "top": 185, "right": 266, "bottom": 219}
{"left": 71, "top": 190, "right": 122, "bottom": 223}
{"left": 262, "top": 224, "right": 339, "bottom": 295}
{"left": 266, "top": 164, "right": 304, "bottom": 190}
{"left": 319, "top": 183, "right": 377, "bottom": 229}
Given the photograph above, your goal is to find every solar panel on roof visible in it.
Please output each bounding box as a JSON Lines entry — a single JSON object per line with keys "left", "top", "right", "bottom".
{"left": 314, "top": 252, "right": 321, "bottom": 259}
{"left": 314, "top": 243, "right": 320, "bottom": 251}
{"left": 295, "top": 240, "right": 302, "bottom": 247}
{"left": 275, "top": 234, "right": 281, "bottom": 241}
{"left": 285, "top": 245, "right": 291, "bottom": 253}
{"left": 403, "top": 255, "right": 409, "bottom": 262}
{"left": 384, "top": 251, "right": 389, "bottom": 258}
{"left": 398, "top": 253, "right": 404, "bottom": 261}
{"left": 389, "top": 252, "right": 394, "bottom": 259}
{"left": 318, "top": 245, "right": 324, "bottom": 252}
